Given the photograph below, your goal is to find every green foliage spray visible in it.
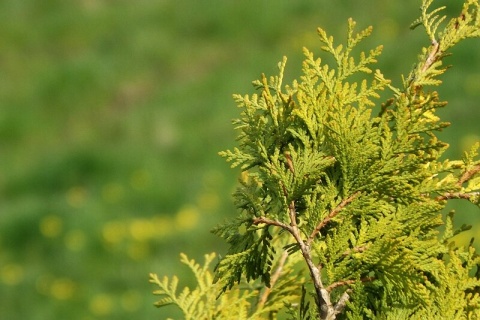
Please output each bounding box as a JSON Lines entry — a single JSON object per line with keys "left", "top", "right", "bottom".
{"left": 151, "top": 0, "right": 480, "bottom": 318}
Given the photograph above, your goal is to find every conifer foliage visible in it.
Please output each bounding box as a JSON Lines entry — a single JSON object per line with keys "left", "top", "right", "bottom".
{"left": 150, "top": 0, "right": 480, "bottom": 318}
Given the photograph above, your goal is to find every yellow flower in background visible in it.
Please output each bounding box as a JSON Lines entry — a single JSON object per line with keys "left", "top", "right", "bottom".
{"left": 196, "top": 192, "right": 220, "bottom": 212}
{"left": 1, "top": 264, "right": 24, "bottom": 286}
{"left": 151, "top": 215, "right": 174, "bottom": 239}
{"left": 460, "top": 134, "right": 480, "bottom": 153}
{"left": 50, "top": 277, "right": 76, "bottom": 300}
{"left": 174, "top": 205, "right": 200, "bottom": 231}
{"left": 35, "top": 274, "right": 76, "bottom": 300}
{"left": 89, "top": 293, "right": 114, "bottom": 316}
{"left": 129, "top": 218, "right": 155, "bottom": 242}
{"left": 39, "top": 215, "right": 63, "bottom": 238}
{"left": 102, "top": 221, "right": 127, "bottom": 245}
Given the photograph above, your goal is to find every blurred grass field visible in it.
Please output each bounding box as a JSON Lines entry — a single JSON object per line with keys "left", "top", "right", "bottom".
{"left": 0, "top": 1, "right": 478, "bottom": 319}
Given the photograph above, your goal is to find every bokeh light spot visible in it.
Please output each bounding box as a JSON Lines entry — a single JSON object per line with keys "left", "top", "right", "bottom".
{"left": 50, "top": 277, "right": 76, "bottom": 300}
{"left": 174, "top": 205, "right": 200, "bottom": 231}
{"left": 129, "top": 219, "right": 155, "bottom": 241}
{"left": 89, "top": 293, "right": 114, "bottom": 316}
{"left": 1, "top": 264, "right": 24, "bottom": 286}
{"left": 152, "top": 215, "right": 174, "bottom": 239}
{"left": 197, "top": 192, "right": 220, "bottom": 212}
{"left": 102, "top": 221, "right": 126, "bottom": 245}
{"left": 460, "top": 134, "right": 480, "bottom": 153}
{"left": 39, "top": 215, "right": 63, "bottom": 238}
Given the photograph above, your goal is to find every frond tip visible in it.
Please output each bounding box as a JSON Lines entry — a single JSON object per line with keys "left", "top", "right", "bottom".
{"left": 149, "top": 253, "right": 258, "bottom": 320}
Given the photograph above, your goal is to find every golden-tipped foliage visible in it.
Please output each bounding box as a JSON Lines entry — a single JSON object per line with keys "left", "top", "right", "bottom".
{"left": 150, "top": 251, "right": 302, "bottom": 319}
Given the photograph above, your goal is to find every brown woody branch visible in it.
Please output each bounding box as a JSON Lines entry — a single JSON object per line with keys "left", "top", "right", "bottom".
{"left": 257, "top": 156, "right": 364, "bottom": 318}
{"left": 307, "top": 192, "right": 361, "bottom": 246}
{"left": 342, "top": 245, "right": 368, "bottom": 257}
{"left": 436, "top": 164, "right": 480, "bottom": 201}
{"left": 333, "top": 290, "right": 351, "bottom": 316}
{"left": 326, "top": 277, "right": 375, "bottom": 292}
{"left": 421, "top": 40, "right": 441, "bottom": 73}
{"left": 436, "top": 191, "right": 480, "bottom": 202}
{"left": 252, "top": 216, "right": 292, "bottom": 232}
{"left": 457, "top": 164, "right": 480, "bottom": 187}
{"left": 282, "top": 196, "right": 335, "bottom": 318}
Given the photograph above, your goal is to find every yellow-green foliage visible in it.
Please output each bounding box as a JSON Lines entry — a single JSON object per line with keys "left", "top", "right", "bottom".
{"left": 151, "top": 0, "right": 480, "bottom": 319}
{"left": 149, "top": 253, "right": 258, "bottom": 320}
{"left": 150, "top": 249, "right": 302, "bottom": 320}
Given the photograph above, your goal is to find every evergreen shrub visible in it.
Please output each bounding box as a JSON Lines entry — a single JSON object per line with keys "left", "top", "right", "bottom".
{"left": 150, "top": 0, "right": 480, "bottom": 318}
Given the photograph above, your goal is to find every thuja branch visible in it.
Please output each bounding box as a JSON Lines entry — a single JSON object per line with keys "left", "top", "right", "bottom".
{"left": 457, "top": 164, "right": 480, "bottom": 186}
{"left": 436, "top": 191, "right": 480, "bottom": 201}
{"left": 307, "top": 192, "right": 361, "bottom": 246}
{"left": 252, "top": 216, "right": 292, "bottom": 232}
{"left": 436, "top": 164, "right": 480, "bottom": 201}
{"left": 205, "top": 1, "right": 480, "bottom": 319}
{"left": 253, "top": 198, "right": 351, "bottom": 318}
{"left": 155, "top": 0, "right": 480, "bottom": 317}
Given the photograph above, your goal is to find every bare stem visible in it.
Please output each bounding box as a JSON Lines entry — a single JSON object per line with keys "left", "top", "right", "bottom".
{"left": 256, "top": 157, "right": 363, "bottom": 318}
{"left": 421, "top": 40, "right": 441, "bottom": 73}
{"left": 333, "top": 290, "right": 351, "bottom": 316}
{"left": 284, "top": 198, "right": 336, "bottom": 319}
{"left": 436, "top": 191, "right": 480, "bottom": 202}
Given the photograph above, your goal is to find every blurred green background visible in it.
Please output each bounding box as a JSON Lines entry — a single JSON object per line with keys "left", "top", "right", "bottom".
{"left": 0, "top": 0, "right": 478, "bottom": 319}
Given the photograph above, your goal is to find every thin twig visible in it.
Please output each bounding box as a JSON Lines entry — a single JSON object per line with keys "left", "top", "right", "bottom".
{"left": 256, "top": 250, "right": 289, "bottom": 310}
{"left": 288, "top": 201, "right": 298, "bottom": 229}
{"left": 421, "top": 40, "right": 441, "bottom": 73}
{"left": 457, "top": 164, "right": 480, "bottom": 187}
{"left": 435, "top": 165, "right": 480, "bottom": 201}
{"left": 342, "top": 245, "right": 368, "bottom": 257}
{"left": 252, "top": 216, "right": 292, "bottom": 232}
{"left": 285, "top": 198, "right": 335, "bottom": 319}
{"left": 436, "top": 191, "right": 480, "bottom": 202}
{"left": 308, "top": 192, "right": 361, "bottom": 245}
{"left": 326, "top": 277, "right": 375, "bottom": 292}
